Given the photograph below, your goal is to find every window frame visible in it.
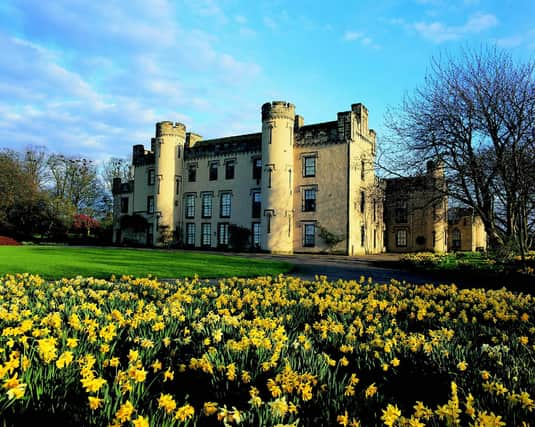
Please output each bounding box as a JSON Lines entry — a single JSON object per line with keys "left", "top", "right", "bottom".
{"left": 209, "top": 162, "right": 218, "bottom": 181}
{"left": 147, "top": 196, "right": 154, "bottom": 214}
{"left": 185, "top": 194, "right": 195, "bottom": 219}
{"left": 225, "top": 160, "right": 235, "bottom": 180}
{"left": 252, "top": 191, "right": 261, "bottom": 218}
{"left": 303, "top": 223, "right": 316, "bottom": 247}
{"left": 395, "top": 229, "right": 407, "bottom": 247}
{"left": 302, "top": 156, "right": 316, "bottom": 177}
{"left": 188, "top": 165, "right": 197, "bottom": 182}
{"left": 220, "top": 193, "right": 231, "bottom": 218}
{"left": 201, "top": 192, "right": 213, "bottom": 218}
{"left": 217, "top": 223, "right": 229, "bottom": 247}
{"left": 201, "top": 223, "right": 211, "bottom": 247}
{"left": 148, "top": 169, "right": 155, "bottom": 185}
{"left": 120, "top": 197, "right": 129, "bottom": 214}
{"left": 252, "top": 222, "right": 261, "bottom": 248}
{"left": 395, "top": 200, "right": 408, "bottom": 223}
{"left": 452, "top": 228, "right": 461, "bottom": 249}
{"left": 186, "top": 223, "right": 195, "bottom": 246}
{"left": 252, "top": 158, "right": 262, "bottom": 180}
{"left": 303, "top": 188, "right": 316, "bottom": 212}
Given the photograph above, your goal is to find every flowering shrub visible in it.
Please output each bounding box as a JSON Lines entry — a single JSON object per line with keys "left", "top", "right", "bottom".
{"left": 400, "top": 252, "right": 498, "bottom": 271}
{"left": 0, "top": 236, "right": 21, "bottom": 246}
{"left": 0, "top": 273, "right": 533, "bottom": 426}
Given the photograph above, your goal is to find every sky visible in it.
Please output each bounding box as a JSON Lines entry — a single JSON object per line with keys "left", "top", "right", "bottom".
{"left": 0, "top": 0, "right": 533, "bottom": 163}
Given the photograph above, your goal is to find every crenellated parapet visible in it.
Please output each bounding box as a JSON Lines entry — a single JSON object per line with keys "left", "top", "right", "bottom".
{"left": 295, "top": 121, "right": 339, "bottom": 147}
{"left": 156, "top": 121, "right": 186, "bottom": 138}
{"left": 261, "top": 101, "right": 295, "bottom": 122}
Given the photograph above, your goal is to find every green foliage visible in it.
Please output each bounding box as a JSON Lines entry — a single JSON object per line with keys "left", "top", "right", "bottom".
{"left": 318, "top": 224, "right": 345, "bottom": 252}
{"left": 228, "top": 224, "right": 251, "bottom": 251}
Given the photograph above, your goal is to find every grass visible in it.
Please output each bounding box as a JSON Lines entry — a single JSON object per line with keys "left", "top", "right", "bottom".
{"left": 0, "top": 246, "right": 292, "bottom": 279}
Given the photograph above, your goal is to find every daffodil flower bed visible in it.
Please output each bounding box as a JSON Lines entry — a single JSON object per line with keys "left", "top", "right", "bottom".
{"left": 0, "top": 273, "right": 533, "bottom": 426}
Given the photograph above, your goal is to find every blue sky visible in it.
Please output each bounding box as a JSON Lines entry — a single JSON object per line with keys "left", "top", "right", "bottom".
{"left": 0, "top": 0, "right": 533, "bottom": 163}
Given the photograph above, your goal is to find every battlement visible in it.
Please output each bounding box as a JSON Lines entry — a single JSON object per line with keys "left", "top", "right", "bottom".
{"left": 185, "top": 132, "right": 261, "bottom": 160}
{"left": 262, "top": 101, "right": 295, "bottom": 121}
{"left": 132, "top": 144, "right": 155, "bottom": 166}
{"left": 186, "top": 132, "right": 202, "bottom": 147}
{"left": 156, "top": 121, "right": 186, "bottom": 138}
{"left": 295, "top": 121, "right": 339, "bottom": 146}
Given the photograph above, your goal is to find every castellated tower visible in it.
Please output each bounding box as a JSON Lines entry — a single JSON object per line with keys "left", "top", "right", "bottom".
{"left": 154, "top": 121, "right": 185, "bottom": 245}
{"left": 260, "top": 102, "right": 295, "bottom": 254}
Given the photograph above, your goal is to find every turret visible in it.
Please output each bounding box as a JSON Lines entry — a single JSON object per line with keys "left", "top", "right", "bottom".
{"left": 260, "top": 101, "right": 295, "bottom": 254}
{"left": 154, "top": 121, "right": 186, "bottom": 245}
{"left": 427, "top": 160, "right": 447, "bottom": 252}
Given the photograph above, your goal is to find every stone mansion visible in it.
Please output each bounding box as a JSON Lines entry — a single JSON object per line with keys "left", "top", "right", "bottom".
{"left": 112, "top": 101, "right": 486, "bottom": 254}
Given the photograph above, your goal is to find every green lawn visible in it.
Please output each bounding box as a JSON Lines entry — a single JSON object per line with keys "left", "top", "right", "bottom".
{"left": 0, "top": 246, "right": 292, "bottom": 280}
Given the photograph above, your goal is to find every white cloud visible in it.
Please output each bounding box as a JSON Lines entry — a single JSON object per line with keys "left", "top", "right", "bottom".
{"left": 412, "top": 12, "right": 498, "bottom": 42}
{"left": 344, "top": 31, "right": 363, "bottom": 41}
{"left": 343, "top": 31, "right": 380, "bottom": 49}
{"left": 0, "top": 1, "right": 265, "bottom": 159}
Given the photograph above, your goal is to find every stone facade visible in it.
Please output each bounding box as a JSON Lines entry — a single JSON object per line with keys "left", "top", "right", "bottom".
{"left": 112, "top": 101, "right": 485, "bottom": 254}
{"left": 383, "top": 161, "right": 448, "bottom": 253}
{"left": 448, "top": 208, "right": 487, "bottom": 252}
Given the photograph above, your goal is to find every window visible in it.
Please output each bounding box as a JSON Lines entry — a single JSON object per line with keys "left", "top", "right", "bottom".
{"left": 218, "top": 223, "right": 229, "bottom": 246}
{"left": 177, "top": 146, "right": 181, "bottom": 159}
{"left": 148, "top": 169, "right": 155, "bottom": 185}
{"left": 267, "top": 169, "right": 272, "bottom": 188}
{"left": 396, "top": 229, "right": 407, "bottom": 247}
{"left": 186, "top": 223, "right": 195, "bottom": 246}
{"left": 373, "top": 229, "right": 377, "bottom": 248}
{"left": 147, "top": 196, "right": 154, "bottom": 213}
{"left": 175, "top": 177, "right": 180, "bottom": 195}
{"left": 266, "top": 212, "right": 272, "bottom": 234}
{"left": 220, "top": 193, "right": 231, "bottom": 218}
{"left": 201, "top": 223, "right": 211, "bottom": 247}
{"left": 209, "top": 162, "right": 218, "bottom": 181}
{"left": 201, "top": 193, "right": 212, "bottom": 218}
{"left": 185, "top": 194, "right": 195, "bottom": 219}
{"left": 303, "top": 223, "right": 315, "bottom": 247}
{"left": 252, "top": 158, "right": 262, "bottom": 180}
{"left": 373, "top": 199, "right": 376, "bottom": 221}
{"left": 188, "top": 165, "right": 197, "bottom": 182}
{"left": 361, "top": 225, "right": 365, "bottom": 247}
{"left": 120, "top": 197, "right": 129, "bottom": 214}
{"left": 225, "top": 160, "right": 235, "bottom": 180}
{"left": 360, "top": 191, "right": 365, "bottom": 213}
{"left": 303, "top": 156, "right": 316, "bottom": 177}
{"left": 303, "top": 188, "right": 316, "bottom": 212}
{"left": 252, "top": 191, "right": 261, "bottom": 218}
{"left": 252, "top": 222, "right": 260, "bottom": 248}
{"left": 452, "top": 228, "right": 461, "bottom": 249}
{"left": 395, "top": 200, "right": 408, "bottom": 223}
{"left": 361, "top": 160, "right": 365, "bottom": 180}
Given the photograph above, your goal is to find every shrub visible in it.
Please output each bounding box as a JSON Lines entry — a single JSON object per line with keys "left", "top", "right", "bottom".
{"left": 0, "top": 235, "right": 21, "bottom": 245}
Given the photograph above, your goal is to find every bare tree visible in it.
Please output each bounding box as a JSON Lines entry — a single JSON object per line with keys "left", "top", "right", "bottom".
{"left": 47, "top": 154, "right": 101, "bottom": 212}
{"left": 100, "top": 157, "right": 131, "bottom": 193}
{"left": 22, "top": 145, "right": 50, "bottom": 188}
{"left": 385, "top": 46, "right": 535, "bottom": 259}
